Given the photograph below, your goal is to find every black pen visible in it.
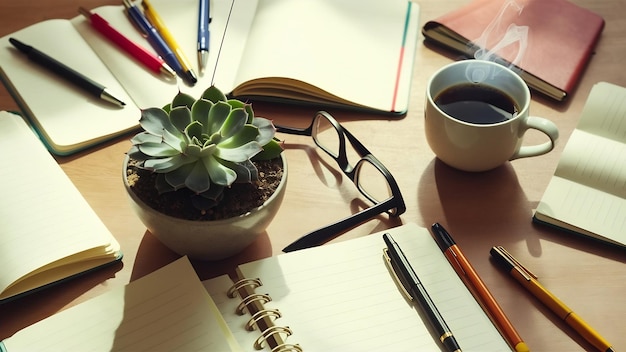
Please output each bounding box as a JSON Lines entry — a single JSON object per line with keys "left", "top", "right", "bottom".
{"left": 383, "top": 233, "right": 462, "bottom": 352}
{"left": 8, "top": 38, "right": 125, "bottom": 107}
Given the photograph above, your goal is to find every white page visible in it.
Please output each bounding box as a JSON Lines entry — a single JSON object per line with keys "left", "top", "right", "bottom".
{"left": 234, "top": 0, "right": 419, "bottom": 112}
{"left": 236, "top": 223, "right": 509, "bottom": 351}
{"left": 536, "top": 82, "right": 626, "bottom": 245}
{"left": 2, "top": 257, "right": 241, "bottom": 351}
{"left": 0, "top": 112, "right": 119, "bottom": 298}
{"left": 0, "top": 21, "right": 139, "bottom": 153}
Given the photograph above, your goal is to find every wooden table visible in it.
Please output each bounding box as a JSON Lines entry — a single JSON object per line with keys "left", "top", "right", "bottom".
{"left": 1, "top": 1, "right": 625, "bottom": 351}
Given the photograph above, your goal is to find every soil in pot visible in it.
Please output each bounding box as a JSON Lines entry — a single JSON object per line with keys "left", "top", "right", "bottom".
{"left": 125, "top": 157, "right": 284, "bottom": 221}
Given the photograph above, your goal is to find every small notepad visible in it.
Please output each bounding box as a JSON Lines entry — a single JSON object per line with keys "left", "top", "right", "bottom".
{"left": 204, "top": 223, "right": 510, "bottom": 351}
{"left": 534, "top": 82, "right": 626, "bottom": 247}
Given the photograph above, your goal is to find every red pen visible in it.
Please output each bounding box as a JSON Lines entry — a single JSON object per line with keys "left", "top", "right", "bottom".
{"left": 78, "top": 7, "right": 175, "bottom": 78}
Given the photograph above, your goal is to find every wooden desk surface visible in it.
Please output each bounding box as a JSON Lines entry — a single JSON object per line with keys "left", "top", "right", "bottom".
{"left": 1, "top": 1, "right": 625, "bottom": 351}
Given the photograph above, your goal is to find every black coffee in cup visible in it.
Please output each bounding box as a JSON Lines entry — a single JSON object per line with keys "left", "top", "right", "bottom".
{"left": 434, "top": 83, "right": 519, "bottom": 124}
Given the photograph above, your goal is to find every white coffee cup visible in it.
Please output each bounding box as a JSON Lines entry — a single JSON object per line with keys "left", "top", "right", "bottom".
{"left": 425, "top": 60, "right": 559, "bottom": 172}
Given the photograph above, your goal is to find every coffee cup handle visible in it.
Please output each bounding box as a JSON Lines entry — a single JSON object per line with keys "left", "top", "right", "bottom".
{"left": 510, "top": 116, "right": 559, "bottom": 160}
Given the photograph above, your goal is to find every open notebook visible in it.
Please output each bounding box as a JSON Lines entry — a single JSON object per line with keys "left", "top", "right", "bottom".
{"left": 0, "top": 0, "right": 420, "bottom": 155}
{"left": 534, "top": 82, "right": 626, "bottom": 248}
{"left": 1, "top": 223, "right": 509, "bottom": 351}
{"left": 0, "top": 111, "right": 121, "bottom": 303}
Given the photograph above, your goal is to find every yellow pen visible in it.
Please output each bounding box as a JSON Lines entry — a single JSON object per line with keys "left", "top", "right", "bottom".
{"left": 490, "top": 246, "right": 614, "bottom": 352}
{"left": 141, "top": 0, "right": 198, "bottom": 85}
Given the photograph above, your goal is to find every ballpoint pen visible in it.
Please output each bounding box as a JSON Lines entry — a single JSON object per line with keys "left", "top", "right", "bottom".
{"left": 141, "top": 0, "right": 198, "bottom": 85}
{"left": 490, "top": 246, "right": 615, "bottom": 352}
{"left": 8, "top": 38, "right": 125, "bottom": 107}
{"left": 197, "top": 0, "right": 210, "bottom": 74}
{"left": 431, "top": 223, "right": 529, "bottom": 352}
{"left": 122, "top": 0, "right": 185, "bottom": 83}
{"left": 383, "top": 233, "right": 462, "bottom": 352}
{"left": 78, "top": 7, "right": 175, "bottom": 78}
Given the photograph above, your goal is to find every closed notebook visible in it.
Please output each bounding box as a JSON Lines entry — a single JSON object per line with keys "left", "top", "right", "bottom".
{"left": 422, "top": 0, "right": 604, "bottom": 101}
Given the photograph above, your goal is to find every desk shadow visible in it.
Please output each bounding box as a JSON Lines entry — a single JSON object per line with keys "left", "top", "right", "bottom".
{"left": 130, "top": 229, "right": 275, "bottom": 282}
{"left": 417, "top": 158, "right": 542, "bottom": 256}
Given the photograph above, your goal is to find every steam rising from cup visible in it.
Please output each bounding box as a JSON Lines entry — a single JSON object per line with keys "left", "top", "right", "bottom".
{"left": 464, "top": 0, "right": 528, "bottom": 83}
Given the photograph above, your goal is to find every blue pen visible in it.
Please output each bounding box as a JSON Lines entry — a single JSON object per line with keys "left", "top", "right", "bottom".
{"left": 197, "top": 0, "right": 210, "bottom": 74}
{"left": 122, "top": 0, "right": 184, "bottom": 77}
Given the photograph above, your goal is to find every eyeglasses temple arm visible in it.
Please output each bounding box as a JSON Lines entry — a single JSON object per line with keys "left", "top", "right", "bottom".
{"left": 275, "top": 124, "right": 313, "bottom": 136}
{"left": 282, "top": 204, "right": 390, "bottom": 252}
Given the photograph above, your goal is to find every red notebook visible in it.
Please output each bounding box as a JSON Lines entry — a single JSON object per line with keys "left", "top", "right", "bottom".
{"left": 422, "top": 0, "right": 604, "bottom": 101}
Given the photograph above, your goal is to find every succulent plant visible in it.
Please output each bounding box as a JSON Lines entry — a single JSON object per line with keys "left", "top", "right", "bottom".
{"left": 127, "top": 86, "right": 283, "bottom": 210}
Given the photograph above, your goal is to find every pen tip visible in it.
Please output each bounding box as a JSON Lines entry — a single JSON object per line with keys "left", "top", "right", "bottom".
{"left": 183, "top": 70, "right": 198, "bottom": 85}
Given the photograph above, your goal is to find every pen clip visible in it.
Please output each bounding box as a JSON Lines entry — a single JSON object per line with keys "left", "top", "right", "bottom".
{"left": 383, "top": 248, "right": 413, "bottom": 302}
{"left": 495, "top": 246, "right": 538, "bottom": 280}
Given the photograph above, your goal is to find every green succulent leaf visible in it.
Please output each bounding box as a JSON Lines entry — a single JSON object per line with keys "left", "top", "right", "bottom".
{"left": 252, "top": 117, "right": 276, "bottom": 146}
{"left": 144, "top": 154, "right": 194, "bottom": 173}
{"left": 164, "top": 162, "right": 195, "bottom": 190}
{"left": 220, "top": 159, "right": 258, "bottom": 183}
{"left": 169, "top": 106, "right": 193, "bottom": 132}
{"left": 130, "top": 131, "right": 162, "bottom": 145}
{"left": 191, "top": 98, "right": 213, "bottom": 133}
{"left": 253, "top": 139, "right": 284, "bottom": 161}
{"left": 171, "top": 91, "right": 196, "bottom": 109}
{"left": 220, "top": 125, "right": 259, "bottom": 149}
{"left": 185, "top": 120, "right": 204, "bottom": 142}
{"left": 216, "top": 141, "right": 262, "bottom": 162}
{"left": 204, "top": 157, "right": 237, "bottom": 186}
{"left": 138, "top": 142, "right": 181, "bottom": 157}
{"left": 201, "top": 86, "right": 228, "bottom": 103}
{"left": 207, "top": 101, "right": 232, "bottom": 134}
{"left": 193, "top": 185, "right": 224, "bottom": 209}
{"left": 185, "top": 161, "right": 212, "bottom": 194}
{"left": 140, "top": 108, "right": 177, "bottom": 136}
{"left": 220, "top": 108, "right": 248, "bottom": 139}
{"left": 155, "top": 173, "right": 176, "bottom": 194}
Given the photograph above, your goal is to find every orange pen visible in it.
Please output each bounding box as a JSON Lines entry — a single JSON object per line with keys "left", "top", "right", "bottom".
{"left": 432, "top": 223, "right": 529, "bottom": 352}
{"left": 490, "top": 246, "right": 614, "bottom": 352}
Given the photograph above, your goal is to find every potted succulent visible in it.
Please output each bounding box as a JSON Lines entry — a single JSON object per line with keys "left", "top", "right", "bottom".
{"left": 123, "top": 86, "right": 287, "bottom": 260}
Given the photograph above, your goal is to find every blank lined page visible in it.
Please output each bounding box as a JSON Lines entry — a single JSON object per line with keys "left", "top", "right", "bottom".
{"left": 237, "top": 223, "right": 509, "bottom": 351}
{"left": 536, "top": 82, "right": 626, "bottom": 245}
{"left": 0, "top": 112, "right": 120, "bottom": 299}
{"left": 2, "top": 257, "right": 241, "bottom": 351}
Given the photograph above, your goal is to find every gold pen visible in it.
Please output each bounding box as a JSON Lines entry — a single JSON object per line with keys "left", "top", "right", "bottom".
{"left": 141, "top": 0, "right": 198, "bottom": 85}
{"left": 490, "top": 246, "right": 614, "bottom": 352}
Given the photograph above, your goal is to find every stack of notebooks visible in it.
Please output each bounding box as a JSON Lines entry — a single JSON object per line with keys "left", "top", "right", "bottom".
{"left": 422, "top": 0, "right": 604, "bottom": 101}
{"left": 0, "top": 0, "right": 421, "bottom": 156}
{"left": 534, "top": 82, "right": 626, "bottom": 248}
{"left": 0, "top": 223, "right": 510, "bottom": 351}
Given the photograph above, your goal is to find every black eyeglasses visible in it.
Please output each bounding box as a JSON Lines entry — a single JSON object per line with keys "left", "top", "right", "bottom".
{"left": 275, "top": 111, "right": 406, "bottom": 252}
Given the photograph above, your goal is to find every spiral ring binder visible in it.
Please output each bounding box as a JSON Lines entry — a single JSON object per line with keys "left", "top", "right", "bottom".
{"left": 228, "top": 273, "right": 302, "bottom": 350}
{"left": 246, "top": 308, "right": 282, "bottom": 331}
{"left": 236, "top": 293, "right": 272, "bottom": 315}
{"left": 227, "top": 277, "right": 262, "bottom": 298}
{"left": 271, "top": 343, "right": 303, "bottom": 352}
{"left": 254, "top": 326, "right": 293, "bottom": 350}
